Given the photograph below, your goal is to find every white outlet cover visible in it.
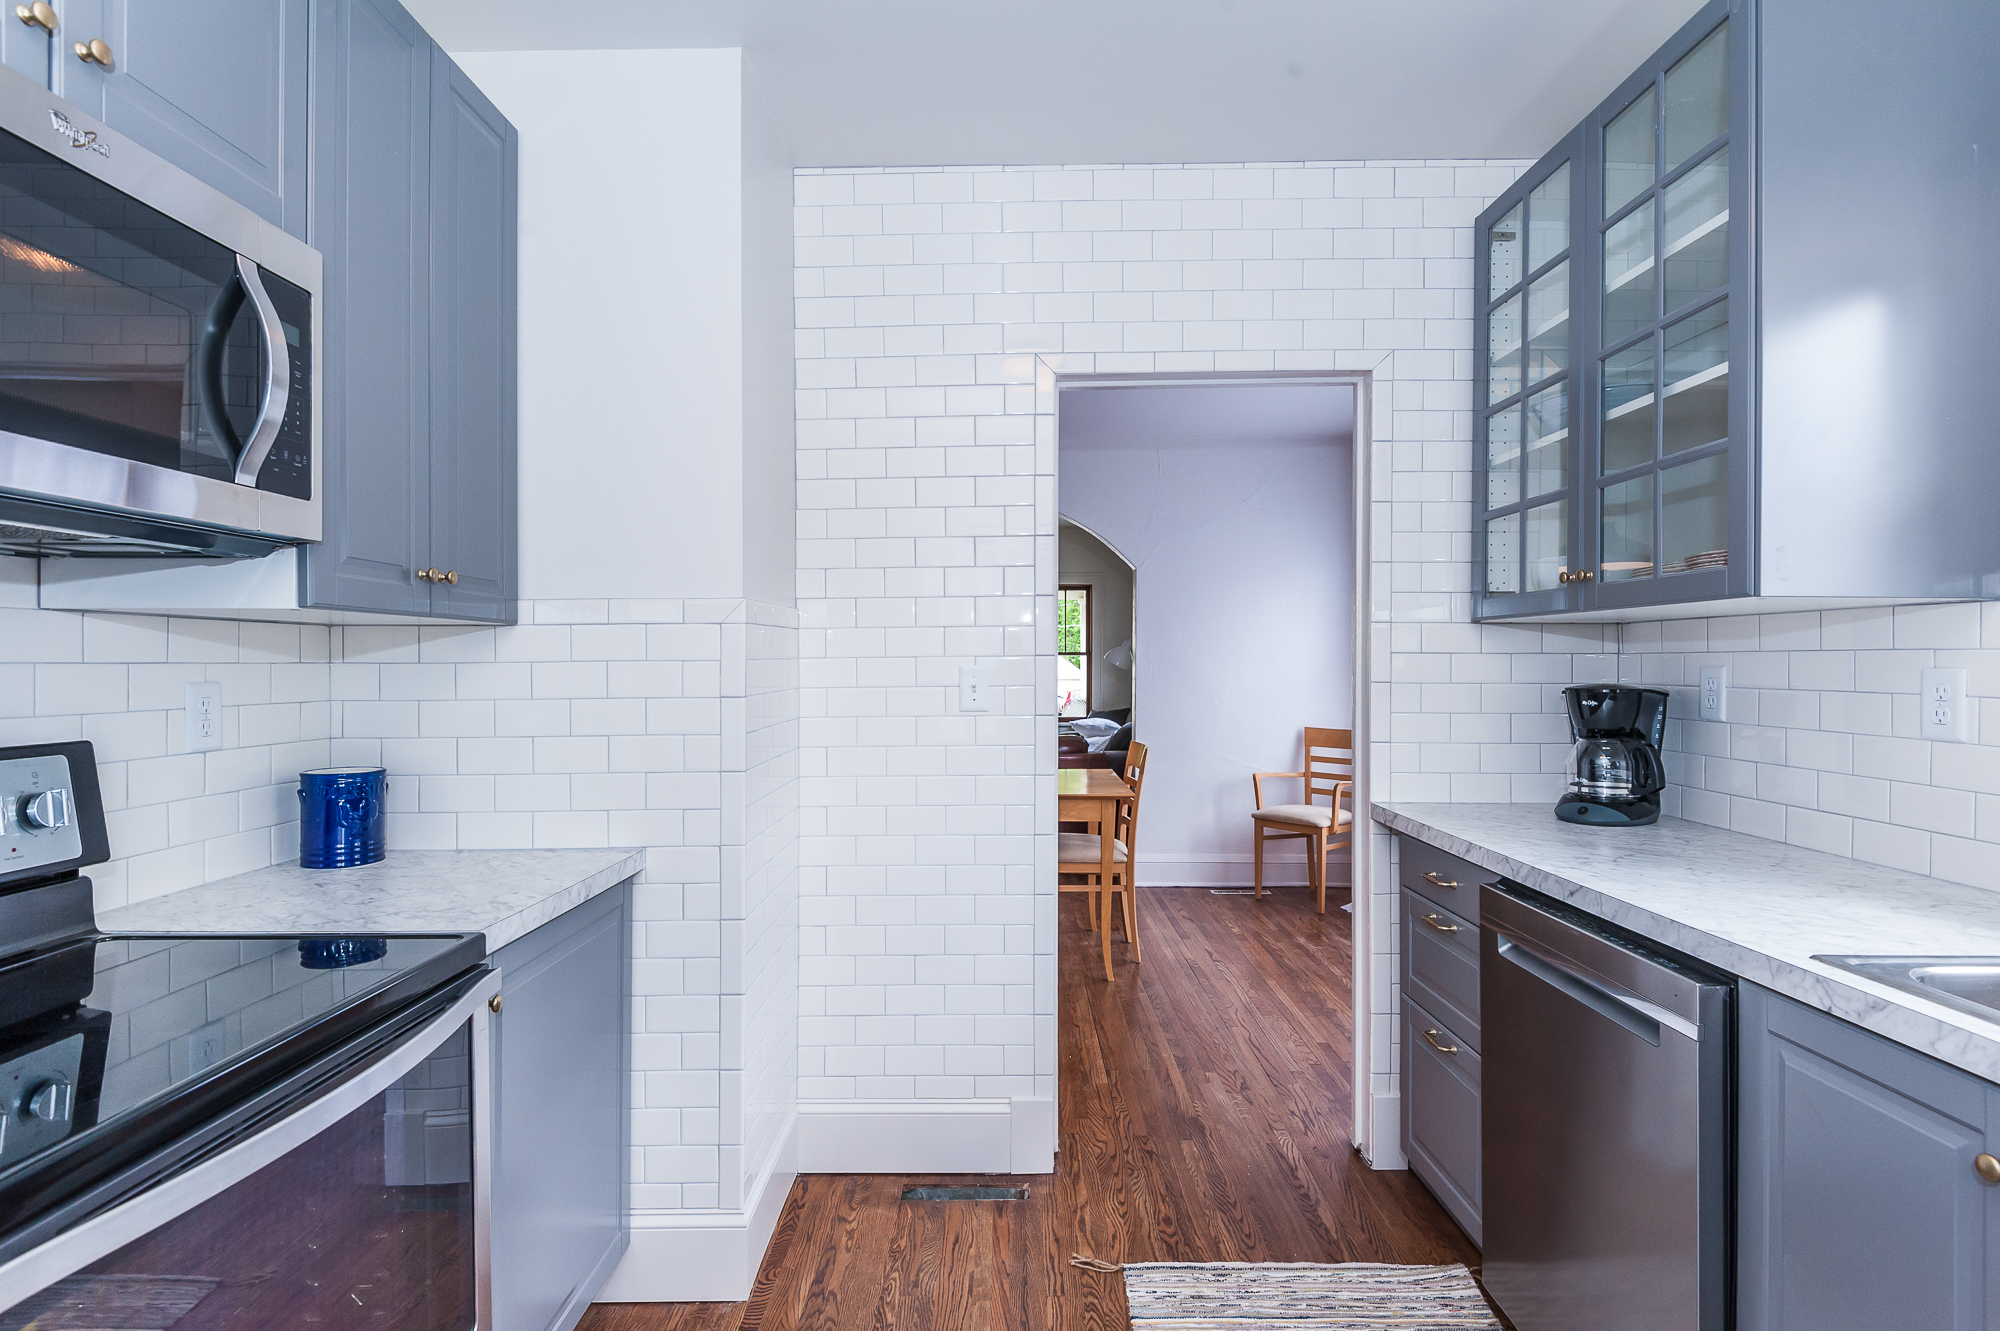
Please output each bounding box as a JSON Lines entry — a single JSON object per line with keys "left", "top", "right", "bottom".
{"left": 1698, "top": 665, "right": 1729, "bottom": 723}
{"left": 185, "top": 680, "right": 222, "bottom": 752}
{"left": 957, "top": 665, "right": 989, "bottom": 713}
{"left": 1920, "top": 667, "right": 1972, "bottom": 743}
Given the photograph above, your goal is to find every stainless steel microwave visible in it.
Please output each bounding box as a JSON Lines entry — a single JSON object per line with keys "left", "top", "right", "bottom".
{"left": 0, "top": 67, "right": 319, "bottom": 559}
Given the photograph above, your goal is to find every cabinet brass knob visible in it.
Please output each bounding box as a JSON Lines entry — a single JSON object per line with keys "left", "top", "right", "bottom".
{"left": 15, "top": 3, "right": 55, "bottom": 33}
{"left": 416, "top": 568, "right": 432, "bottom": 583}
{"left": 1579, "top": 570, "right": 1595, "bottom": 582}
{"left": 73, "top": 37, "right": 112, "bottom": 67}
{"left": 1420, "top": 1028, "right": 1459, "bottom": 1055}
{"left": 1558, "top": 570, "right": 1570, "bottom": 585}
{"left": 1421, "top": 871, "right": 1458, "bottom": 889}
{"left": 488, "top": 993, "right": 504, "bottom": 1014}
{"left": 1977, "top": 1152, "right": 2000, "bottom": 1184}
{"left": 1420, "top": 912, "right": 1459, "bottom": 935}
{"left": 445, "top": 569, "right": 458, "bottom": 585}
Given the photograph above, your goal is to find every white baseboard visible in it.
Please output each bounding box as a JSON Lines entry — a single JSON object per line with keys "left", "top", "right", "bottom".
{"left": 797, "top": 1096, "right": 1056, "bottom": 1174}
{"left": 1135, "top": 851, "right": 1355, "bottom": 889}
{"left": 594, "top": 1110, "right": 799, "bottom": 1303}
{"left": 1362, "top": 1091, "right": 1406, "bottom": 1170}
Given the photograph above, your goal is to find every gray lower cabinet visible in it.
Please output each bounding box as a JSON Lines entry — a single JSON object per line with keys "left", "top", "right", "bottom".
{"left": 1738, "top": 983, "right": 2000, "bottom": 1331}
{"left": 1397, "top": 835, "right": 1484, "bottom": 1244}
{"left": 490, "top": 883, "right": 631, "bottom": 1331}
{"left": 301, "top": 0, "right": 518, "bottom": 622}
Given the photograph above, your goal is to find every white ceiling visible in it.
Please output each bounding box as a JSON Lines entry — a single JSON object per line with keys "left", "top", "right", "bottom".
{"left": 401, "top": 0, "right": 1708, "bottom": 168}
{"left": 1061, "top": 384, "right": 1354, "bottom": 448}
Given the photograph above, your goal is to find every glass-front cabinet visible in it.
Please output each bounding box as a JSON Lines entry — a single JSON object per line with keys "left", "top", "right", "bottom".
{"left": 1476, "top": 1, "right": 1752, "bottom": 619}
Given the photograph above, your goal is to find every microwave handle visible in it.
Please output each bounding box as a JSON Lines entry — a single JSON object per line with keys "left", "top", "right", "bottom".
{"left": 230, "top": 255, "right": 291, "bottom": 487}
{"left": 195, "top": 267, "right": 248, "bottom": 470}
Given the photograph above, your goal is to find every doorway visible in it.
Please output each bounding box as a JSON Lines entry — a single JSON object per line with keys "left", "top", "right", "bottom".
{"left": 1048, "top": 367, "right": 1383, "bottom": 1157}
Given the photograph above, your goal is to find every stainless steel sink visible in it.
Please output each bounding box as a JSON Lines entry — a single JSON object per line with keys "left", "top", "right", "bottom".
{"left": 1814, "top": 955, "right": 2000, "bottom": 1023}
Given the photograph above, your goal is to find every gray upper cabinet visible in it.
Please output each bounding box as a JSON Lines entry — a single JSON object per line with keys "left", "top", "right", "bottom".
{"left": 1476, "top": 0, "right": 2000, "bottom": 621}
{"left": 50, "top": 0, "right": 309, "bottom": 239}
{"left": 1738, "top": 983, "right": 2000, "bottom": 1331}
{"left": 300, "top": 0, "right": 517, "bottom": 623}
{"left": 425, "top": 49, "right": 517, "bottom": 623}
{"left": 302, "top": 0, "right": 430, "bottom": 617}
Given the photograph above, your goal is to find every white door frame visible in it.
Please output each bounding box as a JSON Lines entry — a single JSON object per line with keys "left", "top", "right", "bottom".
{"left": 1041, "top": 363, "right": 1389, "bottom": 1167}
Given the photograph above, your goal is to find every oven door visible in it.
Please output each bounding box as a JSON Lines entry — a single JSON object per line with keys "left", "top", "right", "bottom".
{"left": 0, "top": 967, "right": 497, "bottom": 1330}
{"left": 0, "top": 71, "right": 319, "bottom": 555}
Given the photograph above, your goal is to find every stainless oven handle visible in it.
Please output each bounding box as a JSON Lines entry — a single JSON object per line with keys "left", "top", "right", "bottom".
{"left": 231, "top": 254, "right": 290, "bottom": 488}
{"left": 0, "top": 967, "right": 500, "bottom": 1322}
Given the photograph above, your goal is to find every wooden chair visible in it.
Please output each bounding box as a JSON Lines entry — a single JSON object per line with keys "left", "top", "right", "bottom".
{"left": 1058, "top": 741, "right": 1149, "bottom": 980}
{"left": 1251, "top": 728, "right": 1353, "bottom": 914}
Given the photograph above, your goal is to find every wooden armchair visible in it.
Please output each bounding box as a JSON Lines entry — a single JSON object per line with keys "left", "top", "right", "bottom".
{"left": 1250, "top": 727, "right": 1353, "bottom": 914}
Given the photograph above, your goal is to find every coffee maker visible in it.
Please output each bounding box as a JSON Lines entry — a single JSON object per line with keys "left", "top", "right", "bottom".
{"left": 1555, "top": 685, "right": 1670, "bottom": 826}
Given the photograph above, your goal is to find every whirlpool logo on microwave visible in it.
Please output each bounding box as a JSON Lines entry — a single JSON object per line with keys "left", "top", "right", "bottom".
{"left": 48, "top": 109, "right": 107, "bottom": 157}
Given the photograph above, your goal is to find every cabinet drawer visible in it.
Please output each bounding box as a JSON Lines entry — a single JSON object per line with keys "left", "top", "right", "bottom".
{"left": 1398, "top": 836, "right": 1486, "bottom": 916}
{"left": 1402, "top": 889, "right": 1479, "bottom": 1051}
{"left": 1402, "top": 995, "right": 1481, "bottom": 1246}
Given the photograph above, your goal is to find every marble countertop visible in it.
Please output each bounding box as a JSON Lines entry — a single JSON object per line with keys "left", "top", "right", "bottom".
{"left": 1375, "top": 803, "right": 2000, "bottom": 1084}
{"left": 99, "top": 849, "right": 646, "bottom": 953}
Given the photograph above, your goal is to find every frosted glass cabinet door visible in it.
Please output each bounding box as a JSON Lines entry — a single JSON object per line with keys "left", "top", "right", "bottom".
{"left": 1581, "top": 0, "right": 1747, "bottom": 615}
{"left": 1475, "top": 140, "right": 1583, "bottom": 614}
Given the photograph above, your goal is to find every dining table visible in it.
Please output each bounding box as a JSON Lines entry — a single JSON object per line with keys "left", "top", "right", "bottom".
{"left": 1057, "top": 766, "right": 1135, "bottom": 980}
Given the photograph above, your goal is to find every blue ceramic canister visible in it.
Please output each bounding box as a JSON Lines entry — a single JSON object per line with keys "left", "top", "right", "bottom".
{"left": 298, "top": 766, "right": 387, "bottom": 868}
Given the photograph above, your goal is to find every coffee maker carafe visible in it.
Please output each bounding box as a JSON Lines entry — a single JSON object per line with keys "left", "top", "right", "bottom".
{"left": 1555, "top": 685, "right": 1670, "bottom": 826}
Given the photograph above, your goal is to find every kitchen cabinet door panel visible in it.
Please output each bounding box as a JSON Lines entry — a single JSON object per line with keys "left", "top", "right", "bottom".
{"left": 1738, "top": 983, "right": 2000, "bottom": 1331}
{"left": 0, "top": 7, "right": 52, "bottom": 87}
{"left": 299, "top": 0, "right": 430, "bottom": 616}
{"left": 1402, "top": 995, "right": 1481, "bottom": 1246}
{"left": 69, "top": 0, "right": 308, "bottom": 238}
{"left": 425, "top": 47, "right": 516, "bottom": 623}
{"left": 491, "top": 885, "right": 631, "bottom": 1331}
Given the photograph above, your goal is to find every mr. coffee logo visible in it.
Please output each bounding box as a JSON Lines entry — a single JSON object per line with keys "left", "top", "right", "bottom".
{"left": 48, "top": 109, "right": 107, "bottom": 157}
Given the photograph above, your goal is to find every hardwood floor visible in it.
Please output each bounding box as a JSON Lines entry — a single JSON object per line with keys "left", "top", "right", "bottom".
{"left": 581, "top": 886, "right": 1483, "bottom": 1331}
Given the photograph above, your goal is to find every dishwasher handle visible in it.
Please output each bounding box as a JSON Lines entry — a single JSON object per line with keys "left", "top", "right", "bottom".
{"left": 1494, "top": 933, "right": 1699, "bottom": 1046}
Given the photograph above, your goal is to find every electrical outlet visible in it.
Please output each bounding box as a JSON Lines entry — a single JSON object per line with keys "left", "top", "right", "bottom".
{"left": 958, "top": 666, "right": 989, "bottom": 713}
{"left": 1921, "top": 667, "right": 1972, "bottom": 743}
{"left": 185, "top": 681, "right": 222, "bottom": 752}
{"left": 1698, "top": 665, "right": 1729, "bottom": 722}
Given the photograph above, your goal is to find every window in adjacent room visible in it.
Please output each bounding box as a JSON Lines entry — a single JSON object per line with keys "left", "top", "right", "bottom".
{"left": 1057, "top": 585, "right": 1091, "bottom": 717}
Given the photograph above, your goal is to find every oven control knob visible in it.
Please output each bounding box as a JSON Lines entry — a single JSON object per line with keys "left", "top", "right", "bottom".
{"left": 19, "top": 788, "right": 72, "bottom": 830}
{"left": 25, "top": 1077, "right": 72, "bottom": 1123}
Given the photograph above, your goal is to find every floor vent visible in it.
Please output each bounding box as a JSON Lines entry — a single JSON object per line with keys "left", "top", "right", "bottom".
{"left": 900, "top": 1185, "right": 1027, "bottom": 1201}
{"left": 1209, "top": 889, "right": 1257, "bottom": 895}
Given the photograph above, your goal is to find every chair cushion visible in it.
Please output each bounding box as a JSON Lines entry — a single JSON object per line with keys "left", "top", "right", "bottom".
{"left": 1058, "top": 832, "right": 1128, "bottom": 863}
{"left": 1255, "top": 803, "right": 1351, "bottom": 830}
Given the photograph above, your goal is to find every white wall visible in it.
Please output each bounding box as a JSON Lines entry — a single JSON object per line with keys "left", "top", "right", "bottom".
{"left": 792, "top": 158, "right": 1527, "bottom": 1172}
{"left": 437, "top": 50, "right": 799, "bottom": 1301}
{"left": 1057, "top": 522, "right": 1132, "bottom": 712}
{"left": 1060, "top": 384, "right": 1353, "bottom": 886}
{"left": 459, "top": 49, "right": 747, "bottom": 601}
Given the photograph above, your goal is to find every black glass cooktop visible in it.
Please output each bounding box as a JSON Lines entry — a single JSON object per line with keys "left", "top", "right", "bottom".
{"left": 0, "top": 924, "right": 482, "bottom": 1245}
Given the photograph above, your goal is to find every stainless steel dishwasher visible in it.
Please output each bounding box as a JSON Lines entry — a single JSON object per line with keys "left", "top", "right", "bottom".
{"left": 1481, "top": 883, "right": 1733, "bottom": 1331}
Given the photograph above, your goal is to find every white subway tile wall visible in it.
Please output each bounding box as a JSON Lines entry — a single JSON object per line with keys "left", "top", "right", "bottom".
{"left": 0, "top": 558, "right": 333, "bottom": 908}
{"left": 0, "top": 561, "right": 798, "bottom": 1218}
{"left": 792, "top": 159, "right": 1557, "bottom": 1115}
{"left": 1620, "top": 604, "right": 2000, "bottom": 891}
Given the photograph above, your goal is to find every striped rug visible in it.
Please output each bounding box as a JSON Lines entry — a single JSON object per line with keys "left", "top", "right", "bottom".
{"left": 1121, "top": 1261, "right": 1501, "bottom": 1329}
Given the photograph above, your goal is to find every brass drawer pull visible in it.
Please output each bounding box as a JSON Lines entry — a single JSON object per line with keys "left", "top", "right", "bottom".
{"left": 1420, "top": 1028, "right": 1459, "bottom": 1055}
{"left": 1977, "top": 1152, "right": 2000, "bottom": 1184}
{"left": 1421, "top": 871, "right": 1459, "bottom": 889}
{"left": 15, "top": 3, "right": 55, "bottom": 34}
{"left": 73, "top": 36, "right": 111, "bottom": 66}
{"left": 1420, "top": 912, "right": 1459, "bottom": 935}
{"left": 417, "top": 567, "right": 460, "bottom": 585}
